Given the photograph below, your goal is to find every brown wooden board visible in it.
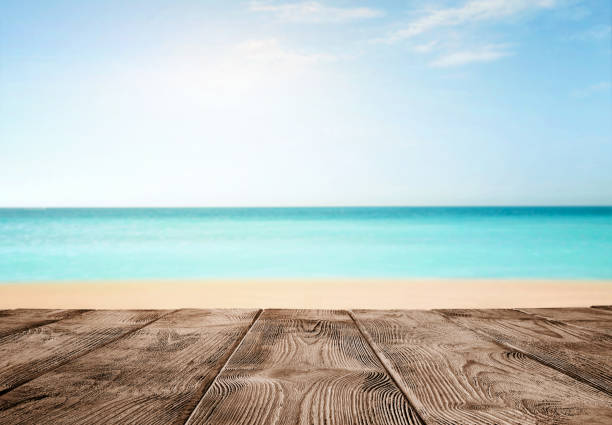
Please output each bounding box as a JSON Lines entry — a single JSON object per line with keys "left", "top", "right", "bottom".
{"left": 519, "top": 307, "right": 612, "bottom": 336}
{"left": 184, "top": 309, "right": 424, "bottom": 425}
{"left": 593, "top": 306, "right": 612, "bottom": 312}
{"left": 352, "top": 309, "right": 612, "bottom": 425}
{"left": 0, "top": 309, "right": 260, "bottom": 425}
{"left": 437, "top": 309, "right": 612, "bottom": 395}
{"left": 0, "top": 309, "right": 167, "bottom": 395}
{"left": 0, "top": 309, "right": 89, "bottom": 339}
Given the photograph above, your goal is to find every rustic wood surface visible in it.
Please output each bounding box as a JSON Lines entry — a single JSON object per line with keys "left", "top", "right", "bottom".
{"left": 352, "top": 309, "right": 612, "bottom": 425}
{"left": 0, "top": 309, "right": 88, "bottom": 339}
{"left": 0, "top": 309, "right": 259, "bottom": 425}
{"left": 0, "top": 309, "right": 167, "bottom": 395}
{"left": 592, "top": 306, "right": 612, "bottom": 312}
{"left": 519, "top": 307, "right": 612, "bottom": 335}
{"left": 437, "top": 309, "right": 612, "bottom": 395}
{"left": 185, "top": 309, "right": 423, "bottom": 425}
{"left": 0, "top": 308, "right": 611, "bottom": 424}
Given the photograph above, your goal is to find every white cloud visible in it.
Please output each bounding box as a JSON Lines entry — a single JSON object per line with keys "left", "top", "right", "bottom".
{"left": 571, "top": 81, "right": 611, "bottom": 98}
{"left": 249, "top": 1, "right": 383, "bottom": 23}
{"left": 383, "top": 0, "right": 557, "bottom": 43}
{"left": 191, "top": 38, "right": 335, "bottom": 99}
{"left": 430, "top": 44, "right": 512, "bottom": 67}
{"left": 567, "top": 25, "right": 612, "bottom": 41}
{"left": 413, "top": 40, "right": 439, "bottom": 53}
{"left": 105, "top": 39, "right": 335, "bottom": 110}
{"left": 235, "top": 38, "right": 335, "bottom": 66}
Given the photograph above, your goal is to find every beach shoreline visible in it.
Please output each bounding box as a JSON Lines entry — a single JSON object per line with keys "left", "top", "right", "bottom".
{"left": 1, "top": 278, "right": 611, "bottom": 310}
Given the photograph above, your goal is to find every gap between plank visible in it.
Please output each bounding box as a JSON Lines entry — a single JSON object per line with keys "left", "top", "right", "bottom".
{"left": 0, "top": 309, "right": 92, "bottom": 342}
{"left": 432, "top": 310, "right": 612, "bottom": 397}
{"left": 347, "top": 310, "right": 427, "bottom": 425}
{"left": 0, "top": 309, "right": 180, "bottom": 398}
{"left": 182, "top": 308, "right": 263, "bottom": 425}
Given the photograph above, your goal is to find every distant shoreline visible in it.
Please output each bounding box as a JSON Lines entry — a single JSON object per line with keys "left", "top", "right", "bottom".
{"left": 1, "top": 278, "right": 610, "bottom": 310}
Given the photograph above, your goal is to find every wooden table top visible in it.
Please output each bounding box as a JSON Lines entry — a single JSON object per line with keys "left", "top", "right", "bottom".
{"left": 0, "top": 307, "right": 611, "bottom": 424}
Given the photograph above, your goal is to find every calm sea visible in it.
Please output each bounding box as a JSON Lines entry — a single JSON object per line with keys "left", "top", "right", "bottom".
{"left": 0, "top": 207, "right": 611, "bottom": 281}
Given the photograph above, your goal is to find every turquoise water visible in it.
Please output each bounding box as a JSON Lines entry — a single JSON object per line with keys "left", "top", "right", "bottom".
{"left": 0, "top": 207, "right": 611, "bottom": 281}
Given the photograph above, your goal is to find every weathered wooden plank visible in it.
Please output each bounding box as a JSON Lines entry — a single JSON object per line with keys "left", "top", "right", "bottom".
{"left": 185, "top": 309, "right": 423, "bottom": 425}
{"left": 352, "top": 309, "right": 612, "bottom": 425}
{"left": 0, "top": 309, "right": 167, "bottom": 395}
{"left": 0, "top": 309, "right": 89, "bottom": 339}
{"left": 519, "top": 308, "right": 612, "bottom": 336}
{"left": 438, "top": 309, "right": 612, "bottom": 395}
{"left": 593, "top": 306, "right": 612, "bottom": 312}
{"left": 0, "top": 309, "right": 260, "bottom": 425}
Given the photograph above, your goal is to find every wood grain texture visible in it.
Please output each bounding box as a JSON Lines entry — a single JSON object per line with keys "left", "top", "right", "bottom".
{"left": 0, "top": 309, "right": 167, "bottom": 395}
{"left": 519, "top": 308, "right": 612, "bottom": 336}
{"left": 437, "top": 309, "right": 612, "bottom": 395}
{"left": 592, "top": 306, "right": 612, "bottom": 312}
{"left": 185, "top": 309, "right": 423, "bottom": 425}
{"left": 0, "top": 308, "right": 610, "bottom": 424}
{"left": 0, "top": 309, "right": 88, "bottom": 339}
{"left": 0, "top": 309, "right": 260, "bottom": 425}
{"left": 352, "top": 309, "right": 612, "bottom": 425}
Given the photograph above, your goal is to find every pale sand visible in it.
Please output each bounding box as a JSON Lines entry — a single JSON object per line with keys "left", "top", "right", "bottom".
{"left": 1, "top": 279, "right": 611, "bottom": 310}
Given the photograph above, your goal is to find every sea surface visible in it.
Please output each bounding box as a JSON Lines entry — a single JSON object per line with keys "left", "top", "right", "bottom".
{"left": 0, "top": 207, "right": 611, "bottom": 282}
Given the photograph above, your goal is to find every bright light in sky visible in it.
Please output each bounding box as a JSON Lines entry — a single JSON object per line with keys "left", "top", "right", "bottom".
{"left": 1, "top": 0, "right": 610, "bottom": 206}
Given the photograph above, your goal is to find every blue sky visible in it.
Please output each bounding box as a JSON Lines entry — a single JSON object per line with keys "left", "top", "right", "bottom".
{"left": 1, "top": 0, "right": 610, "bottom": 206}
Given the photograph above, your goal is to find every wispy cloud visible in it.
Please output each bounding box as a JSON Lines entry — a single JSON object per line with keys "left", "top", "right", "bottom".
{"left": 413, "top": 40, "right": 439, "bottom": 53}
{"left": 382, "top": 0, "right": 557, "bottom": 43}
{"left": 249, "top": 1, "right": 384, "bottom": 23}
{"left": 567, "top": 25, "right": 612, "bottom": 41}
{"left": 203, "top": 38, "right": 336, "bottom": 94}
{"left": 430, "top": 44, "right": 513, "bottom": 67}
{"left": 114, "top": 38, "right": 336, "bottom": 109}
{"left": 571, "top": 81, "right": 611, "bottom": 98}
{"left": 236, "top": 38, "right": 336, "bottom": 65}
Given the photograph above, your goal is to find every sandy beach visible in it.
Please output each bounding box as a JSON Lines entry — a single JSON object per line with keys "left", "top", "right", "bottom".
{"left": 1, "top": 278, "right": 610, "bottom": 310}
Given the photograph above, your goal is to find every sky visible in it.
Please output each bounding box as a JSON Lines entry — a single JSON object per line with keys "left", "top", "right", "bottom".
{"left": 1, "top": 0, "right": 611, "bottom": 207}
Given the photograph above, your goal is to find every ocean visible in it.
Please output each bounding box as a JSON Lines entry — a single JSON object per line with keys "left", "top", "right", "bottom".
{"left": 0, "top": 207, "right": 611, "bottom": 281}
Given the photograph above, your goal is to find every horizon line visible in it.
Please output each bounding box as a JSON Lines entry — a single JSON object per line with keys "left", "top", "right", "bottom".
{"left": 1, "top": 205, "right": 611, "bottom": 209}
